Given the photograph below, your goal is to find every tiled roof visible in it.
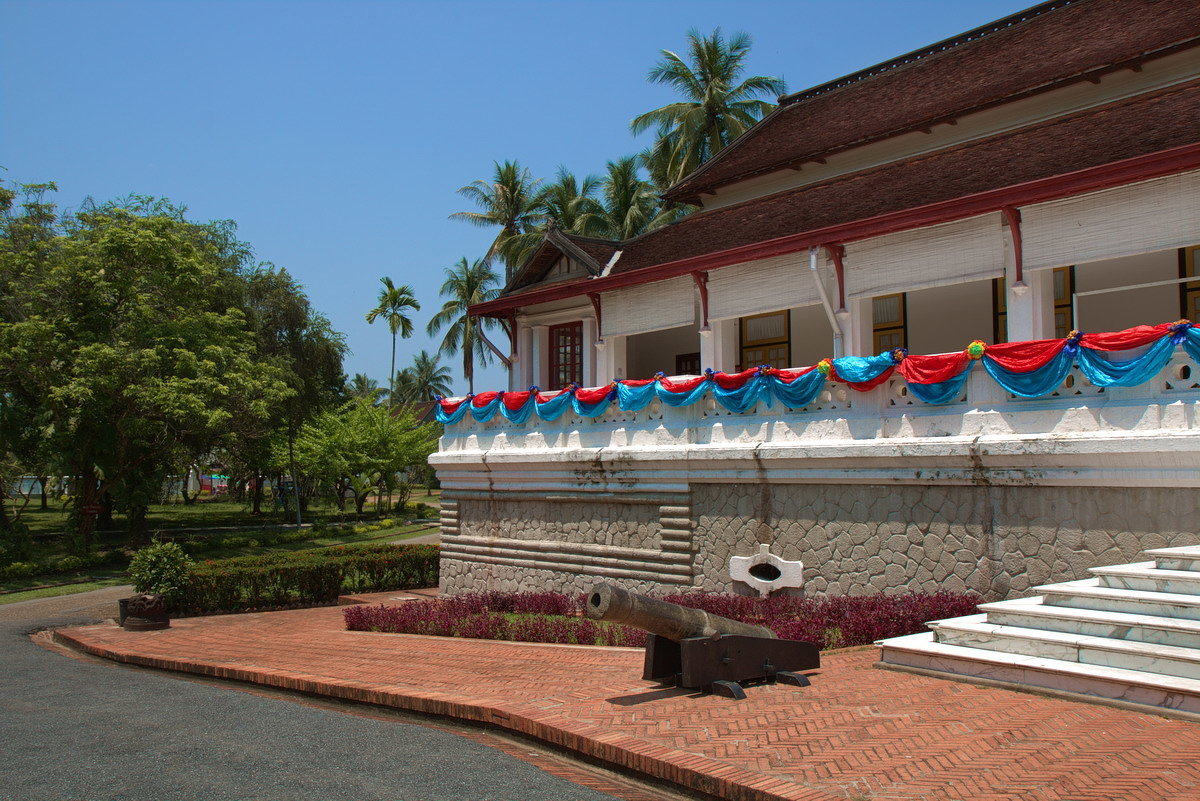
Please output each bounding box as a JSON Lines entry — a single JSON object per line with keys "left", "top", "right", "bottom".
{"left": 663, "top": 0, "right": 1200, "bottom": 204}
{"left": 606, "top": 82, "right": 1199, "bottom": 276}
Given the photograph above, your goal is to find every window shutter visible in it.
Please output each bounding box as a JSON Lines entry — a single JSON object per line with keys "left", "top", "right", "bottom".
{"left": 845, "top": 213, "right": 1005, "bottom": 299}
{"left": 1021, "top": 170, "right": 1200, "bottom": 272}
{"left": 708, "top": 251, "right": 825, "bottom": 321}
{"left": 600, "top": 276, "right": 695, "bottom": 337}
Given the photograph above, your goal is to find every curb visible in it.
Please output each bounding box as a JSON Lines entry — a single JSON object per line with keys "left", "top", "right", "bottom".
{"left": 52, "top": 626, "right": 839, "bottom": 801}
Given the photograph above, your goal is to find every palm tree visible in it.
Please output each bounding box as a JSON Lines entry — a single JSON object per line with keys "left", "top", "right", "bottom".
{"left": 348, "top": 373, "right": 385, "bottom": 405}
{"left": 451, "top": 160, "right": 545, "bottom": 280}
{"left": 427, "top": 257, "right": 508, "bottom": 394}
{"left": 364, "top": 277, "right": 420, "bottom": 404}
{"left": 631, "top": 29, "right": 786, "bottom": 188}
{"left": 538, "top": 167, "right": 600, "bottom": 234}
{"left": 584, "top": 157, "right": 672, "bottom": 241}
{"left": 393, "top": 350, "right": 454, "bottom": 404}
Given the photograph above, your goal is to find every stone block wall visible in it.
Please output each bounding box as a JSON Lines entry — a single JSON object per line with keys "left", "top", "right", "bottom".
{"left": 439, "top": 482, "right": 1200, "bottom": 601}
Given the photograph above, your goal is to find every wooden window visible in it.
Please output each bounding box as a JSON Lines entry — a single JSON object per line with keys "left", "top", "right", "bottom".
{"left": 1182, "top": 246, "right": 1200, "bottom": 324}
{"left": 739, "top": 311, "right": 789, "bottom": 370}
{"left": 993, "top": 278, "right": 1008, "bottom": 344}
{"left": 1053, "top": 266, "right": 1075, "bottom": 338}
{"left": 872, "top": 293, "right": 906, "bottom": 353}
{"left": 548, "top": 321, "right": 583, "bottom": 389}
{"left": 675, "top": 352, "right": 701, "bottom": 376}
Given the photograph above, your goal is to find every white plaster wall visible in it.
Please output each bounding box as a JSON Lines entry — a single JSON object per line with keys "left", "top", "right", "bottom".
{"left": 907, "top": 279, "right": 995, "bottom": 353}
{"left": 1074, "top": 250, "right": 1181, "bottom": 332}
{"left": 789, "top": 305, "right": 834, "bottom": 367}
{"left": 627, "top": 323, "right": 701, "bottom": 379}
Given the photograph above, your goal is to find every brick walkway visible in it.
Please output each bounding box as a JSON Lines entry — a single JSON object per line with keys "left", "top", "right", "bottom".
{"left": 54, "top": 598, "right": 1200, "bottom": 801}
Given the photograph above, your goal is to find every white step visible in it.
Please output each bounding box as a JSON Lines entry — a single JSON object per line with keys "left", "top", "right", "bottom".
{"left": 878, "top": 633, "right": 1200, "bottom": 714}
{"left": 1145, "top": 545, "right": 1200, "bottom": 573}
{"left": 979, "top": 596, "right": 1200, "bottom": 650}
{"left": 1038, "top": 579, "right": 1200, "bottom": 620}
{"left": 931, "top": 618, "right": 1200, "bottom": 681}
{"left": 1090, "top": 562, "right": 1200, "bottom": 595}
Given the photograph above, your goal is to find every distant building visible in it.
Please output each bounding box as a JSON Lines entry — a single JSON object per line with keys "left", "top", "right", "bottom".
{"left": 433, "top": 0, "right": 1200, "bottom": 601}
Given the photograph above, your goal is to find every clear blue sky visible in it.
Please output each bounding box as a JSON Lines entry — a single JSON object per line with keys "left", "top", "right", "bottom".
{"left": 2, "top": 0, "right": 1032, "bottom": 394}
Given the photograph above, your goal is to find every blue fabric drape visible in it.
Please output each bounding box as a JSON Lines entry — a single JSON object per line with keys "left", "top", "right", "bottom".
{"left": 656, "top": 379, "right": 710, "bottom": 407}
{"left": 533, "top": 391, "right": 574, "bottom": 421}
{"left": 615, "top": 381, "right": 658, "bottom": 411}
{"left": 1077, "top": 336, "right": 1177, "bottom": 388}
{"left": 982, "top": 346, "right": 1075, "bottom": 398}
{"left": 572, "top": 394, "right": 615, "bottom": 418}
{"left": 468, "top": 396, "right": 502, "bottom": 422}
{"left": 905, "top": 361, "right": 975, "bottom": 405}
{"left": 435, "top": 402, "right": 471, "bottom": 425}
{"left": 713, "top": 375, "right": 770, "bottom": 413}
{"left": 769, "top": 371, "right": 826, "bottom": 409}
{"left": 1181, "top": 326, "right": 1200, "bottom": 365}
{"left": 499, "top": 397, "right": 535, "bottom": 425}
{"left": 831, "top": 352, "right": 896, "bottom": 384}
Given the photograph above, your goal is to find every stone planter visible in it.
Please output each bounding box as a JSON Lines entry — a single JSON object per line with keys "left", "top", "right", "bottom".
{"left": 121, "top": 593, "right": 170, "bottom": 631}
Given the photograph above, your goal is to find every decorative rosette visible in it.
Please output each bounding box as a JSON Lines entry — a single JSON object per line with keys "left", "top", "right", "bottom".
{"left": 816, "top": 358, "right": 833, "bottom": 376}
{"left": 966, "top": 340, "right": 986, "bottom": 360}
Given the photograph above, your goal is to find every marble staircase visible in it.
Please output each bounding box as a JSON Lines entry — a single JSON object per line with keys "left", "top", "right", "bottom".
{"left": 877, "top": 544, "right": 1200, "bottom": 714}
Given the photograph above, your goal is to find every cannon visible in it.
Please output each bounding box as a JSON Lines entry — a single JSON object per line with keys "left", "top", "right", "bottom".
{"left": 586, "top": 583, "right": 819, "bottom": 699}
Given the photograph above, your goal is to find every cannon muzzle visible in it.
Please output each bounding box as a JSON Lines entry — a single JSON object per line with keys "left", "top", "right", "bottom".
{"left": 585, "top": 582, "right": 776, "bottom": 641}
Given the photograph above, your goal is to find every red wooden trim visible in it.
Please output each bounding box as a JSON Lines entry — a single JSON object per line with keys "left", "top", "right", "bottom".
{"left": 587, "top": 293, "right": 602, "bottom": 341}
{"left": 691, "top": 271, "right": 709, "bottom": 328}
{"left": 1001, "top": 206, "right": 1024, "bottom": 284}
{"left": 822, "top": 244, "right": 846, "bottom": 310}
{"left": 471, "top": 143, "right": 1200, "bottom": 317}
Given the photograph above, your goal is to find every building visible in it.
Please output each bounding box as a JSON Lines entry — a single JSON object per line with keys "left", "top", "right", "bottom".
{"left": 432, "top": 0, "right": 1200, "bottom": 602}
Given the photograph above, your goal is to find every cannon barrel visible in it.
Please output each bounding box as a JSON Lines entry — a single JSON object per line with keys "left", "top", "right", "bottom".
{"left": 585, "top": 582, "right": 776, "bottom": 641}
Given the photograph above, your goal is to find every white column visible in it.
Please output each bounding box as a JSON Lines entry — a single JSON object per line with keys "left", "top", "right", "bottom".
{"left": 842, "top": 298, "right": 873, "bottom": 356}
{"left": 531, "top": 325, "right": 549, "bottom": 389}
{"left": 608, "top": 335, "right": 628, "bottom": 381}
{"left": 582, "top": 317, "right": 598, "bottom": 387}
{"left": 517, "top": 323, "right": 534, "bottom": 389}
{"left": 1006, "top": 269, "right": 1054, "bottom": 342}
{"left": 702, "top": 317, "right": 738, "bottom": 372}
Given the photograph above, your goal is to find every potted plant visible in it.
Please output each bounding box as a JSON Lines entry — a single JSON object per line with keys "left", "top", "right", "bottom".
{"left": 122, "top": 540, "right": 194, "bottom": 630}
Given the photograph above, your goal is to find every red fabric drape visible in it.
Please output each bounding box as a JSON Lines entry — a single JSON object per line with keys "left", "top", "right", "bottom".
{"left": 712, "top": 368, "right": 757, "bottom": 390}
{"left": 898, "top": 352, "right": 971, "bottom": 385}
{"left": 618, "top": 378, "right": 656, "bottom": 388}
{"left": 471, "top": 391, "right": 501, "bottom": 407}
{"left": 574, "top": 385, "right": 612, "bottom": 404}
{"left": 830, "top": 366, "right": 894, "bottom": 391}
{"left": 772, "top": 366, "right": 819, "bottom": 384}
{"left": 658, "top": 375, "right": 707, "bottom": 393}
{"left": 535, "top": 390, "right": 566, "bottom": 403}
{"left": 982, "top": 338, "right": 1066, "bottom": 372}
{"left": 439, "top": 398, "right": 465, "bottom": 413}
{"left": 502, "top": 391, "right": 531, "bottom": 410}
{"left": 1081, "top": 323, "right": 1173, "bottom": 351}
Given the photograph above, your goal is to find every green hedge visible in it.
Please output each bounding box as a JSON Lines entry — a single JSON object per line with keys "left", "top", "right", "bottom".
{"left": 176, "top": 543, "right": 438, "bottom": 615}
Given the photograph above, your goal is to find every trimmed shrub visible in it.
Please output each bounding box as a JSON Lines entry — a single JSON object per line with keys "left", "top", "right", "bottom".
{"left": 176, "top": 543, "right": 438, "bottom": 615}
{"left": 344, "top": 589, "right": 979, "bottom": 650}
{"left": 127, "top": 541, "right": 195, "bottom": 602}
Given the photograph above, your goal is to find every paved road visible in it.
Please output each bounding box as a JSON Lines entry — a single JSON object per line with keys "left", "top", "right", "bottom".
{"left": 0, "top": 588, "right": 624, "bottom": 801}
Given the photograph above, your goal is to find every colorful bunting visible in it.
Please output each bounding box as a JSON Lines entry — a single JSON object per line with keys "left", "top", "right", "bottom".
{"left": 436, "top": 321, "right": 1198, "bottom": 425}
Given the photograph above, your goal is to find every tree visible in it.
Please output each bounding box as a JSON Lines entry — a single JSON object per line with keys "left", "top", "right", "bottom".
{"left": 426, "top": 257, "right": 507, "bottom": 394}
{"left": 451, "top": 160, "right": 544, "bottom": 279}
{"left": 393, "top": 350, "right": 453, "bottom": 404}
{"left": 365, "top": 277, "right": 420, "bottom": 404}
{"left": 0, "top": 186, "right": 293, "bottom": 545}
{"left": 287, "top": 399, "right": 437, "bottom": 516}
{"left": 583, "top": 156, "right": 673, "bottom": 241}
{"left": 631, "top": 29, "right": 786, "bottom": 187}
{"left": 347, "top": 373, "right": 386, "bottom": 405}
{"left": 538, "top": 168, "right": 600, "bottom": 234}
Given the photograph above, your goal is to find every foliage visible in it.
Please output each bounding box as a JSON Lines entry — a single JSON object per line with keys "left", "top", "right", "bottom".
{"left": 538, "top": 168, "right": 600, "bottom": 234}
{"left": 631, "top": 28, "right": 786, "bottom": 188}
{"left": 0, "top": 183, "right": 308, "bottom": 545}
{"left": 426, "top": 257, "right": 507, "bottom": 394}
{"left": 583, "top": 156, "right": 673, "bottom": 241}
{"left": 347, "top": 373, "right": 386, "bottom": 405}
{"left": 285, "top": 399, "right": 437, "bottom": 515}
{"left": 451, "top": 160, "right": 545, "bottom": 277}
{"left": 344, "top": 589, "right": 980, "bottom": 649}
{"left": 127, "top": 540, "right": 195, "bottom": 600}
{"left": 365, "top": 277, "right": 420, "bottom": 403}
{"left": 177, "top": 543, "right": 439, "bottom": 614}
{"left": 392, "top": 350, "right": 453, "bottom": 404}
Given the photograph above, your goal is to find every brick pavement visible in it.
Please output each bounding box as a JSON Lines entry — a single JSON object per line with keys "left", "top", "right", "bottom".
{"left": 53, "top": 600, "right": 1200, "bottom": 801}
